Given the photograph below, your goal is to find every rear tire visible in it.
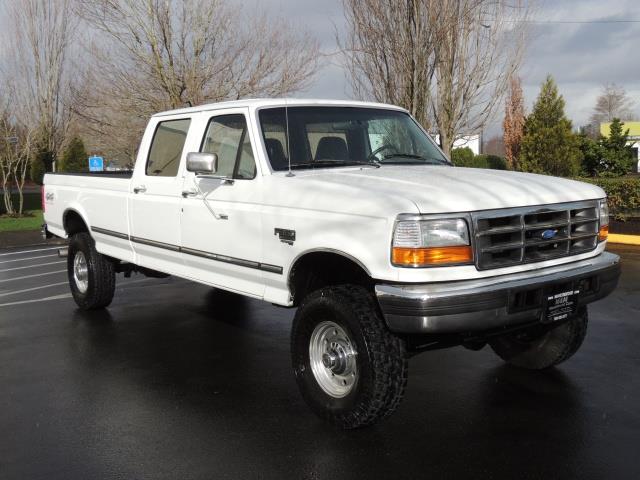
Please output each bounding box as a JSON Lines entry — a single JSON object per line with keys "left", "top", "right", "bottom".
{"left": 489, "top": 307, "right": 588, "bottom": 370}
{"left": 67, "top": 232, "right": 116, "bottom": 310}
{"left": 291, "top": 285, "right": 408, "bottom": 429}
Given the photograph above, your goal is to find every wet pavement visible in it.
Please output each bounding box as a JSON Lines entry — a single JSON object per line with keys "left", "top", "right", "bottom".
{"left": 0, "top": 244, "right": 638, "bottom": 479}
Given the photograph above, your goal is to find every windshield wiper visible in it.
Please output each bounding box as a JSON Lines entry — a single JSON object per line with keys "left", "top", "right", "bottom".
{"left": 380, "top": 153, "right": 446, "bottom": 165}
{"left": 289, "top": 159, "right": 380, "bottom": 169}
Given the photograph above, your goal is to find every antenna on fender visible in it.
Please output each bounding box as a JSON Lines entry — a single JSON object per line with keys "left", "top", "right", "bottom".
{"left": 285, "top": 98, "right": 294, "bottom": 177}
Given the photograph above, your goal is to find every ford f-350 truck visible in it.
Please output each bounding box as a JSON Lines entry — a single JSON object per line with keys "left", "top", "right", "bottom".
{"left": 43, "top": 99, "right": 620, "bottom": 428}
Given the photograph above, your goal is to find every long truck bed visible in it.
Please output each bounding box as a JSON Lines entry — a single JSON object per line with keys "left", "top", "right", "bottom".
{"left": 43, "top": 171, "right": 136, "bottom": 264}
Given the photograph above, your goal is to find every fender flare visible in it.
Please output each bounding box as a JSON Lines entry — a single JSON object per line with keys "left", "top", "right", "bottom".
{"left": 287, "top": 247, "right": 372, "bottom": 291}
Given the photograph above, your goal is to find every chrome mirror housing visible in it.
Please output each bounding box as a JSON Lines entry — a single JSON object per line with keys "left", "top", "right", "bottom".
{"left": 186, "top": 152, "right": 218, "bottom": 174}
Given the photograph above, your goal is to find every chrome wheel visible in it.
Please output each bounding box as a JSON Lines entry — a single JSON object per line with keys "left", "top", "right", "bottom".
{"left": 309, "top": 321, "right": 358, "bottom": 398}
{"left": 73, "top": 251, "right": 89, "bottom": 293}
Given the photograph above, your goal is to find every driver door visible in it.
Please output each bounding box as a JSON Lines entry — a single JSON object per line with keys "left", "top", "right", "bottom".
{"left": 180, "top": 109, "right": 266, "bottom": 297}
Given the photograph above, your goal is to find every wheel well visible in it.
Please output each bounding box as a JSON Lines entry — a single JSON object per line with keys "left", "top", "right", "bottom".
{"left": 289, "top": 251, "right": 372, "bottom": 306}
{"left": 63, "top": 210, "right": 89, "bottom": 236}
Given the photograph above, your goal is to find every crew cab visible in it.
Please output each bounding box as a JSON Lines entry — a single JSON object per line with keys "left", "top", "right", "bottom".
{"left": 43, "top": 99, "right": 621, "bottom": 428}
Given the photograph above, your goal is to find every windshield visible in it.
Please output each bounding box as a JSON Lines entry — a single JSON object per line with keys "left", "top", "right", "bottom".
{"left": 258, "top": 106, "right": 450, "bottom": 171}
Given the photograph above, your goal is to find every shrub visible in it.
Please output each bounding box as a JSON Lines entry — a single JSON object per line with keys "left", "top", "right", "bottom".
{"left": 451, "top": 148, "right": 508, "bottom": 170}
{"left": 575, "top": 176, "right": 640, "bottom": 219}
{"left": 450, "top": 147, "right": 475, "bottom": 167}
{"left": 476, "top": 154, "right": 508, "bottom": 170}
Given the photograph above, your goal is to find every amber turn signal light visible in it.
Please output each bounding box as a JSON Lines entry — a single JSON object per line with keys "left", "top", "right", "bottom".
{"left": 598, "top": 225, "right": 609, "bottom": 242}
{"left": 392, "top": 246, "right": 473, "bottom": 266}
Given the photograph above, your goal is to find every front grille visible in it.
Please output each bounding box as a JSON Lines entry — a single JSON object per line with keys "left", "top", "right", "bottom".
{"left": 473, "top": 201, "right": 599, "bottom": 270}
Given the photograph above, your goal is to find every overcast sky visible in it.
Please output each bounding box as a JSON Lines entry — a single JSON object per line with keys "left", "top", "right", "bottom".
{"left": 251, "top": 0, "right": 640, "bottom": 136}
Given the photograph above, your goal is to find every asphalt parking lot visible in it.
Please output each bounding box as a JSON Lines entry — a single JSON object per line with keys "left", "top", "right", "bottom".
{"left": 1, "top": 243, "right": 638, "bottom": 479}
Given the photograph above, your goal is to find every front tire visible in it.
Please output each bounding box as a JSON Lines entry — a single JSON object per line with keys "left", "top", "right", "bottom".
{"left": 67, "top": 232, "right": 116, "bottom": 310}
{"left": 489, "top": 307, "right": 588, "bottom": 370}
{"left": 291, "top": 285, "right": 407, "bottom": 429}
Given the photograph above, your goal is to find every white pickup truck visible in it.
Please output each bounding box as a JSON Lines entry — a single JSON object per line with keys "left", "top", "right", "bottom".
{"left": 43, "top": 99, "right": 620, "bottom": 428}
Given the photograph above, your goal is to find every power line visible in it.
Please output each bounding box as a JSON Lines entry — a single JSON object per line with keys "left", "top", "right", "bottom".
{"left": 526, "top": 19, "right": 640, "bottom": 24}
{"left": 498, "top": 19, "right": 640, "bottom": 24}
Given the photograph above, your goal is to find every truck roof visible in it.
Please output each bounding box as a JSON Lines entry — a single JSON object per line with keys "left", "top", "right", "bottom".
{"left": 152, "top": 98, "right": 408, "bottom": 118}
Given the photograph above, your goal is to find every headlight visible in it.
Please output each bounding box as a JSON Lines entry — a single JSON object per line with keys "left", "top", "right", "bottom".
{"left": 392, "top": 217, "right": 473, "bottom": 267}
{"left": 598, "top": 199, "right": 609, "bottom": 242}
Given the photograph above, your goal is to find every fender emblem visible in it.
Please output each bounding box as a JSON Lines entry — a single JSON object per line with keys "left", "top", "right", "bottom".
{"left": 274, "top": 228, "right": 296, "bottom": 245}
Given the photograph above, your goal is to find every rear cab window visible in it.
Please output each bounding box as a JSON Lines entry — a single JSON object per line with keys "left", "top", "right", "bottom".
{"left": 146, "top": 118, "right": 192, "bottom": 177}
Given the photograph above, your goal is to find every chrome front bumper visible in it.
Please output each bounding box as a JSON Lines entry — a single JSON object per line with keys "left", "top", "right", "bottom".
{"left": 375, "top": 252, "right": 621, "bottom": 334}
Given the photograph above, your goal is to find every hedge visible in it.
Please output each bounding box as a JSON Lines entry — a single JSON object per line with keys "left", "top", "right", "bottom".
{"left": 451, "top": 148, "right": 508, "bottom": 170}
{"left": 574, "top": 176, "right": 640, "bottom": 219}
{"left": 0, "top": 192, "right": 42, "bottom": 215}
{"left": 475, "top": 154, "right": 508, "bottom": 170}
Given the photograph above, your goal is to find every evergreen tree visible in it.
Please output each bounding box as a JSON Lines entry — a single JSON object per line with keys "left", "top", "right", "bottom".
{"left": 30, "top": 147, "right": 52, "bottom": 185}
{"left": 519, "top": 76, "right": 582, "bottom": 177}
{"left": 59, "top": 137, "right": 88, "bottom": 173}
{"left": 599, "top": 118, "right": 634, "bottom": 176}
{"left": 578, "top": 133, "right": 605, "bottom": 177}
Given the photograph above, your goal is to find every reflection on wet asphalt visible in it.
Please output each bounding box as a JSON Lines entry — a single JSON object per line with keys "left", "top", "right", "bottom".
{"left": 0, "top": 244, "right": 638, "bottom": 479}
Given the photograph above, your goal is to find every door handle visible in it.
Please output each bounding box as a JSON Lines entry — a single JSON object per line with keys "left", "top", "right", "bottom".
{"left": 133, "top": 185, "right": 147, "bottom": 194}
{"left": 181, "top": 188, "right": 197, "bottom": 198}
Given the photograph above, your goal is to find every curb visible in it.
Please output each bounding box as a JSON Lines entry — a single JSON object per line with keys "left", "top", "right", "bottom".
{"left": 608, "top": 234, "right": 640, "bottom": 246}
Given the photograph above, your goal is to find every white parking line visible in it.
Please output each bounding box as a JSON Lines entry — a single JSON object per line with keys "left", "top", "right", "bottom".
{"left": 0, "top": 260, "right": 66, "bottom": 273}
{"left": 0, "top": 281, "right": 69, "bottom": 298}
{"left": 0, "top": 277, "right": 155, "bottom": 308}
{"left": 0, "top": 269, "right": 66, "bottom": 283}
{"left": 0, "top": 293, "right": 72, "bottom": 308}
{"left": 0, "top": 253, "right": 58, "bottom": 265}
{"left": 0, "top": 246, "right": 62, "bottom": 257}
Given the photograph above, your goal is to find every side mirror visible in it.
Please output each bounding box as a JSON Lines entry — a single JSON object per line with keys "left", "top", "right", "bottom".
{"left": 186, "top": 152, "right": 218, "bottom": 174}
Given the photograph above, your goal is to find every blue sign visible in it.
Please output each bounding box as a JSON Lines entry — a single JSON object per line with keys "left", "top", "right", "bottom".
{"left": 89, "top": 156, "right": 104, "bottom": 172}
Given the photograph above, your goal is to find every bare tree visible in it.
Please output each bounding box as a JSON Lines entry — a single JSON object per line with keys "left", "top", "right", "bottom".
{"left": 503, "top": 75, "right": 525, "bottom": 170}
{"left": 589, "top": 83, "right": 636, "bottom": 126}
{"left": 2, "top": 0, "right": 77, "bottom": 177}
{"left": 74, "top": 0, "right": 320, "bottom": 164}
{"left": 0, "top": 101, "right": 36, "bottom": 216}
{"left": 0, "top": 111, "right": 17, "bottom": 216}
{"left": 340, "top": 0, "right": 441, "bottom": 130}
{"left": 341, "top": 0, "right": 530, "bottom": 155}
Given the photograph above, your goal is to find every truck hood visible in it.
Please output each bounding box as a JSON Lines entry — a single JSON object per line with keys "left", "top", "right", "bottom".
{"left": 291, "top": 165, "right": 605, "bottom": 214}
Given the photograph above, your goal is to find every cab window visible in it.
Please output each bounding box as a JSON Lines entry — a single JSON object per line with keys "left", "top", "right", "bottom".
{"left": 200, "top": 114, "right": 256, "bottom": 179}
{"left": 146, "top": 118, "right": 191, "bottom": 177}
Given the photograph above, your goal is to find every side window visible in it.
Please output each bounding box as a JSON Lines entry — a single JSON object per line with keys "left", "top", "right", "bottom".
{"left": 200, "top": 114, "right": 256, "bottom": 179}
{"left": 146, "top": 118, "right": 191, "bottom": 177}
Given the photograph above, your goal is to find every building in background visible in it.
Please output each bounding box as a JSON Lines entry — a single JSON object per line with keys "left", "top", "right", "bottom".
{"left": 600, "top": 121, "right": 640, "bottom": 173}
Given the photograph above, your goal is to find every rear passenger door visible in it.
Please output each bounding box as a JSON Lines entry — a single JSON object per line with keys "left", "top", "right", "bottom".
{"left": 128, "top": 116, "right": 192, "bottom": 275}
{"left": 180, "top": 108, "right": 266, "bottom": 296}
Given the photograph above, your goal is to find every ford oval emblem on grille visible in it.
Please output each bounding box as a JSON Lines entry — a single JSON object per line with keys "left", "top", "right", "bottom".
{"left": 541, "top": 229, "right": 558, "bottom": 240}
